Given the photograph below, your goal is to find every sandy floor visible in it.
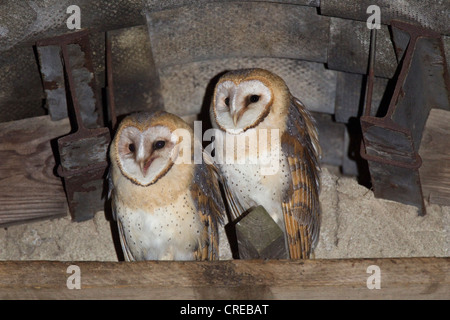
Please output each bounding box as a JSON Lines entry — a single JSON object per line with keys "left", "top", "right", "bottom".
{"left": 0, "top": 168, "right": 448, "bottom": 261}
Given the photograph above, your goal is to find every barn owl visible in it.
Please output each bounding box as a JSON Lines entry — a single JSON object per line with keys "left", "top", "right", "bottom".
{"left": 108, "top": 110, "right": 225, "bottom": 261}
{"left": 210, "top": 68, "right": 321, "bottom": 259}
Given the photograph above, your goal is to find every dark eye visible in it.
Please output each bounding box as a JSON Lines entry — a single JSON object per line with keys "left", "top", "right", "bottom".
{"left": 128, "top": 143, "right": 135, "bottom": 153}
{"left": 224, "top": 97, "right": 230, "bottom": 107}
{"left": 153, "top": 140, "right": 165, "bottom": 150}
{"left": 249, "top": 95, "right": 260, "bottom": 103}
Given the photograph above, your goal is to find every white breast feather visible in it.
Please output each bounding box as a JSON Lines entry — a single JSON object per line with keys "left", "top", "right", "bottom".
{"left": 115, "top": 190, "right": 203, "bottom": 261}
{"left": 213, "top": 128, "right": 288, "bottom": 228}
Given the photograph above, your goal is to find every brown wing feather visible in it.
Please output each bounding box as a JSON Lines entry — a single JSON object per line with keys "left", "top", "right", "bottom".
{"left": 281, "top": 97, "right": 321, "bottom": 259}
{"left": 190, "top": 158, "right": 226, "bottom": 261}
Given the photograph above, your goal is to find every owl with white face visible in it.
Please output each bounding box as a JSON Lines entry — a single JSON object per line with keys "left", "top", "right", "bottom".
{"left": 210, "top": 68, "right": 321, "bottom": 259}
{"left": 108, "top": 110, "right": 225, "bottom": 261}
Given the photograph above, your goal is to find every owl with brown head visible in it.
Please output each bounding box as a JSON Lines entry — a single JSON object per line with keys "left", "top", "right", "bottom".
{"left": 210, "top": 68, "right": 321, "bottom": 259}
{"left": 108, "top": 110, "right": 225, "bottom": 261}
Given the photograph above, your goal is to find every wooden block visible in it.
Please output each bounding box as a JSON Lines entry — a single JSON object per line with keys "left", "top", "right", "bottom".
{"left": 235, "top": 206, "right": 288, "bottom": 259}
{"left": 0, "top": 115, "right": 71, "bottom": 227}
{"left": 419, "top": 109, "right": 450, "bottom": 206}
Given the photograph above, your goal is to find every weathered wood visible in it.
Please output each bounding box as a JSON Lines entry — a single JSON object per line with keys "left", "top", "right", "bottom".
{"left": 235, "top": 206, "right": 288, "bottom": 259}
{"left": 419, "top": 109, "right": 450, "bottom": 206}
{"left": 360, "top": 22, "right": 449, "bottom": 216}
{"left": 0, "top": 116, "right": 71, "bottom": 227}
{"left": 0, "top": 258, "right": 448, "bottom": 299}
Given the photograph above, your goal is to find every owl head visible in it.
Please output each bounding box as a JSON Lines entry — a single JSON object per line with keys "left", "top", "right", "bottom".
{"left": 110, "top": 111, "right": 193, "bottom": 186}
{"left": 210, "top": 68, "right": 291, "bottom": 133}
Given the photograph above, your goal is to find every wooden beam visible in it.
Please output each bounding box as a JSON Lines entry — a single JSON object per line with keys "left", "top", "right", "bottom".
{"left": 0, "top": 115, "right": 71, "bottom": 226}
{"left": 0, "top": 258, "right": 448, "bottom": 299}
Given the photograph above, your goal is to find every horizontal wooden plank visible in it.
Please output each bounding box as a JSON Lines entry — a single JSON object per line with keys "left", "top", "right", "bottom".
{"left": 0, "top": 258, "right": 448, "bottom": 299}
{"left": 0, "top": 115, "right": 71, "bottom": 227}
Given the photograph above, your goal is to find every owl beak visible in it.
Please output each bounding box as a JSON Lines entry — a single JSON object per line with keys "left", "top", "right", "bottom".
{"left": 139, "top": 157, "right": 153, "bottom": 177}
{"left": 232, "top": 108, "right": 245, "bottom": 126}
{"left": 233, "top": 113, "right": 238, "bottom": 126}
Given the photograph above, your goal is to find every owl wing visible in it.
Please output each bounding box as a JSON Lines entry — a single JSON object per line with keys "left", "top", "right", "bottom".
{"left": 219, "top": 172, "right": 247, "bottom": 222}
{"left": 190, "top": 153, "right": 226, "bottom": 261}
{"left": 107, "top": 166, "right": 136, "bottom": 261}
{"left": 281, "top": 97, "right": 321, "bottom": 259}
{"left": 116, "top": 217, "right": 135, "bottom": 261}
{"left": 106, "top": 167, "right": 116, "bottom": 220}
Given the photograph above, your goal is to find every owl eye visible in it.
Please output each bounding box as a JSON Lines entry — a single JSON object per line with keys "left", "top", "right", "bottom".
{"left": 128, "top": 143, "right": 135, "bottom": 153}
{"left": 249, "top": 95, "right": 260, "bottom": 103}
{"left": 153, "top": 140, "right": 165, "bottom": 150}
{"left": 224, "top": 97, "right": 230, "bottom": 107}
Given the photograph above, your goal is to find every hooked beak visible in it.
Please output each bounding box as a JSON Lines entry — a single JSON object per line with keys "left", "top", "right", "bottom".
{"left": 232, "top": 108, "right": 245, "bottom": 127}
{"left": 233, "top": 112, "right": 238, "bottom": 126}
{"left": 139, "top": 157, "right": 153, "bottom": 177}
